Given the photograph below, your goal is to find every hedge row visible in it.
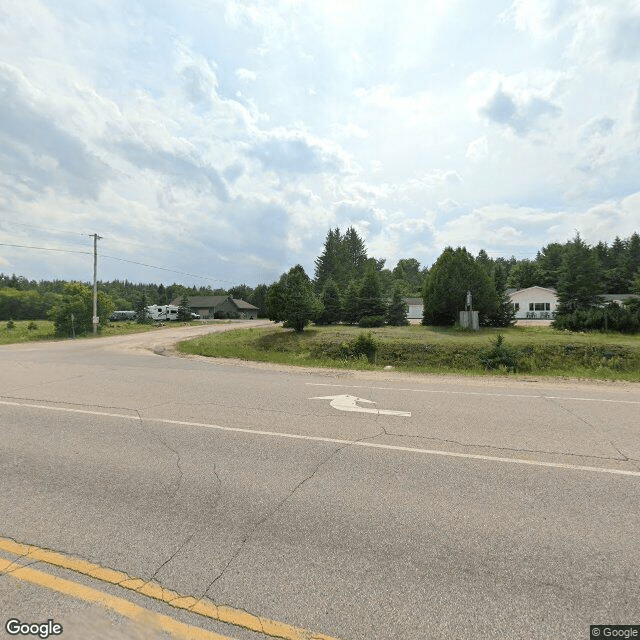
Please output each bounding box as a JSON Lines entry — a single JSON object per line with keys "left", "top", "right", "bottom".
{"left": 309, "top": 338, "right": 640, "bottom": 373}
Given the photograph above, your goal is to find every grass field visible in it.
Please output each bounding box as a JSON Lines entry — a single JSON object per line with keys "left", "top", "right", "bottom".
{"left": 177, "top": 324, "right": 640, "bottom": 382}
{"left": 0, "top": 319, "right": 197, "bottom": 344}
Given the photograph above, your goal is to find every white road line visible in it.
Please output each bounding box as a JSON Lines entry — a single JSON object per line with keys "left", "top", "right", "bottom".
{"left": 1, "top": 399, "right": 639, "bottom": 478}
{"left": 305, "top": 382, "right": 640, "bottom": 405}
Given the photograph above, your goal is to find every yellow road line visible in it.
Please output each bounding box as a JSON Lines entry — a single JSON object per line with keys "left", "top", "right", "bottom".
{"left": 0, "top": 537, "right": 342, "bottom": 640}
{"left": 0, "top": 558, "right": 237, "bottom": 640}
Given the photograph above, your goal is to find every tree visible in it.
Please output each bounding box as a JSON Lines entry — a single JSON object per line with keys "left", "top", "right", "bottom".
{"left": 266, "top": 265, "right": 320, "bottom": 332}
{"left": 392, "top": 258, "right": 424, "bottom": 294}
{"left": 135, "top": 291, "right": 151, "bottom": 324}
{"left": 358, "top": 264, "right": 386, "bottom": 321}
{"left": 51, "top": 282, "right": 114, "bottom": 336}
{"left": 341, "top": 226, "right": 368, "bottom": 283}
{"left": 157, "top": 283, "right": 166, "bottom": 305}
{"left": 422, "top": 247, "right": 498, "bottom": 326}
{"left": 485, "top": 262, "right": 516, "bottom": 327}
{"left": 229, "top": 284, "right": 253, "bottom": 301}
{"left": 177, "top": 293, "right": 191, "bottom": 321}
{"left": 314, "top": 228, "right": 343, "bottom": 292}
{"left": 249, "top": 284, "right": 269, "bottom": 318}
{"left": 342, "top": 280, "right": 361, "bottom": 325}
{"left": 535, "top": 243, "right": 564, "bottom": 288}
{"left": 555, "top": 233, "right": 603, "bottom": 314}
{"left": 316, "top": 277, "right": 342, "bottom": 325}
{"left": 507, "top": 259, "right": 539, "bottom": 289}
{"left": 386, "top": 284, "right": 409, "bottom": 326}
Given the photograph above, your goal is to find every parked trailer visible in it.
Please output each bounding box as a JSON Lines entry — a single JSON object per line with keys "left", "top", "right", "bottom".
{"left": 146, "top": 305, "right": 180, "bottom": 321}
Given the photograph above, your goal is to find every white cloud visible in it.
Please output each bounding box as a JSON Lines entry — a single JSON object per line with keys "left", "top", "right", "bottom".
{"left": 1, "top": 0, "right": 639, "bottom": 286}
{"left": 466, "top": 136, "right": 489, "bottom": 161}
{"left": 235, "top": 67, "right": 257, "bottom": 82}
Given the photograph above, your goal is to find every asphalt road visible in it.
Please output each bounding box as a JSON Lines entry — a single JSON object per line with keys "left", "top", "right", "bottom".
{"left": 1, "top": 321, "right": 639, "bottom": 640}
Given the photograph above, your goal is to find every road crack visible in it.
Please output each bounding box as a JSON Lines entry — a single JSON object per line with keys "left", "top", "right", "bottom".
{"left": 542, "top": 398, "right": 640, "bottom": 471}
{"left": 379, "top": 429, "right": 640, "bottom": 464}
{"left": 199, "top": 427, "right": 386, "bottom": 599}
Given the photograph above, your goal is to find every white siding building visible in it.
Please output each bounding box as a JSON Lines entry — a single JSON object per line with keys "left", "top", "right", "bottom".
{"left": 508, "top": 286, "right": 559, "bottom": 319}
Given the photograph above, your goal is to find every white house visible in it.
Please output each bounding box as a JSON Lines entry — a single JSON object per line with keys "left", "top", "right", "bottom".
{"left": 507, "top": 286, "right": 559, "bottom": 319}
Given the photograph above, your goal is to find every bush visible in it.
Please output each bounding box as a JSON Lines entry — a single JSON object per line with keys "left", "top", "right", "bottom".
{"left": 350, "top": 332, "right": 378, "bottom": 362}
{"left": 6, "top": 319, "right": 15, "bottom": 330}
{"left": 27, "top": 321, "right": 37, "bottom": 331}
{"left": 553, "top": 303, "right": 640, "bottom": 333}
{"left": 359, "top": 315, "right": 385, "bottom": 328}
{"left": 478, "top": 334, "right": 520, "bottom": 372}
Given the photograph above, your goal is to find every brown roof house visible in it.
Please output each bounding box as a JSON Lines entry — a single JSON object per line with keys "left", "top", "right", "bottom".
{"left": 170, "top": 296, "right": 259, "bottom": 319}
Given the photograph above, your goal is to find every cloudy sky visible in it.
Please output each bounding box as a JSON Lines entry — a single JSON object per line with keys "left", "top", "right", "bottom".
{"left": 1, "top": 0, "right": 639, "bottom": 288}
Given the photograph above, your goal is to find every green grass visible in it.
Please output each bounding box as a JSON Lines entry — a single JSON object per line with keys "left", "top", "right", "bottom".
{"left": 0, "top": 320, "right": 57, "bottom": 344}
{"left": 177, "top": 324, "right": 640, "bottom": 382}
{"left": 0, "top": 319, "right": 200, "bottom": 344}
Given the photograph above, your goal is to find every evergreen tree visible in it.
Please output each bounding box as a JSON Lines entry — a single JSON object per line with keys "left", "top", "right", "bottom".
{"left": 317, "top": 277, "right": 342, "bottom": 325}
{"left": 342, "top": 280, "right": 361, "bottom": 324}
{"left": 249, "top": 284, "right": 269, "bottom": 318}
{"left": 177, "top": 293, "right": 191, "bottom": 321}
{"left": 603, "top": 236, "right": 629, "bottom": 292}
{"left": 386, "top": 284, "right": 409, "bottom": 326}
{"left": 422, "top": 247, "right": 498, "bottom": 326}
{"left": 358, "top": 264, "right": 386, "bottom": 320}
{"left": 624, "top": 233, "right": 640, "bottom": 291}
{"left": 556, "top": 233, "right": 603, "bottom": 314}
{"left": 535, "top": 243, "right": 564, "bottom": 288}
{"left": 341, "top": 226, "right": 368, "bottom": 283}
{"left": 392, "top": 258, "right": 424, "bottom": 294}
{"left": 485, "top": 262, "right": 516, "bottom": 327}
{"left": 314, "top": 228, "right": 343, "bottom": 292}
{"left": 229, "top": 284, "right": 253, "bottom": 301}
{"left": 266, "top": 265, "right": 320, "bottom": 332}
{"left": 507, "top": 259, "right": 539, "bottom": 289}
{"left": 135, "top": 291, "right": 151, "bottom": 323}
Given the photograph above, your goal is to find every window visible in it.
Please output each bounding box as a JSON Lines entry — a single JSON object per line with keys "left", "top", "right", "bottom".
{"left": 529, "top": 303, "right": 534, "bottom": 311}
{"left": 534, "top": 302, "right": 549, "bottom": 311}
{"left": 513, "top": 303, "right": 520, "bottom": 311}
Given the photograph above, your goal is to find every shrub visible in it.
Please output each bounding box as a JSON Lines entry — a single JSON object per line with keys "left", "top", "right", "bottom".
{"left": 359, "top": 315, "right": 385, "bottom": 328}
{"left": 6, "top": 319, "right": 15, "bottom": 330}
{"left": 27, "top": 321, "right": 38, "bottom": 331}
{"left": 478, "top": 334, "right": 520, "bottom": 372}
{"left": 350, "top": 332, "right": 378, "bottom": 362}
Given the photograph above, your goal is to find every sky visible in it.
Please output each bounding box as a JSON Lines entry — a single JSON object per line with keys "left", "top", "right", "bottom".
{"left": 1, "top": 0, "right": 639, "bottom": 289}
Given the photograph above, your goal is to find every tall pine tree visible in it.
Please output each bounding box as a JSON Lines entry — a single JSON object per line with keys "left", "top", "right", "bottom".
{"left": 556, "top": 233, "right": 603, "bottom": 313}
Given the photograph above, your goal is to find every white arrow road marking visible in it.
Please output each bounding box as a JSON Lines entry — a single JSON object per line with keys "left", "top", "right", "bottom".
{"left": 311, "top": 394, "right": 411, "bottom": 417}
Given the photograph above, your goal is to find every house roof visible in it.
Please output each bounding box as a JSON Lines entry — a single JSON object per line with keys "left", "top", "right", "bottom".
{"left": 233, "top": 299, "right": 259, "bottom": 310}
{"left": 172, "top": 296, "right": 226, "bottom": 307}
{"left": 171, "top": 295, "right": 258, "bottom": 310}
{"left": 404, "top": 298, "right": 423, "bottom": 305}
{"left": 508, "top": 286, "right": 557, "bottom": 295}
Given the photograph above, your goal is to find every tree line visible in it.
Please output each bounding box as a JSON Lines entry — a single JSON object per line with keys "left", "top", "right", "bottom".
{"left": 265, "top": 228, "right": 640, "bottom": 332}
{"left": 2, "top": 228, "right": 639, "bottom": 334}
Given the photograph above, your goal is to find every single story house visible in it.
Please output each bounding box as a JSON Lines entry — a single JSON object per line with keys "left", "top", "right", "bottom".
{"left": 507, "top": 286, "right": 558, "bottom": 319}
{"left": 170, "top": 296, "right": 259, "bottom": 319}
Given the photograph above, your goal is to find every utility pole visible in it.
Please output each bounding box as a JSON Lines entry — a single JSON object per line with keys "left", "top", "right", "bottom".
{"left": 91, "top": 233, "right": 102, "bottom": 335}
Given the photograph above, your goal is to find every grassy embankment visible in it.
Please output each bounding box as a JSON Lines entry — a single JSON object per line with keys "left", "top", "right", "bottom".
{"left": 178, "top": 324, "right": 640, "bottom": 382}
{"left": 0, "top": 319, "right": 199, "bottom": 344}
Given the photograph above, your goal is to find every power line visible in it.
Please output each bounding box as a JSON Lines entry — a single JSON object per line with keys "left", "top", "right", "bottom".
{"left": 0, "top": 242, "right": 237, "bottom": 285}
{"left": 0, "top": 218, "right": 89, "bottom": 238}
{"left": 0, "top": 242, "right": 92, "bottom": 256}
